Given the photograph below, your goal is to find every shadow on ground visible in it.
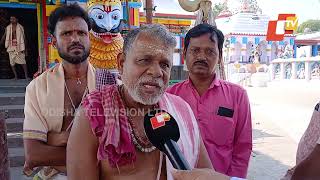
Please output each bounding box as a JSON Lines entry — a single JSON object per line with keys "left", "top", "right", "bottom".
{"left": 253, "top": 128, "right": 282, "bottom": 140}
{"left": 248, "top": 129, "right": 292, "bottom": 180}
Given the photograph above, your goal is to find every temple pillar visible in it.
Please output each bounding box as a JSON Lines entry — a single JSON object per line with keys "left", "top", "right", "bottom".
{"left": 291, "top": 62, "right": 297, "bottom": 79}
{"left": 305, "top": 61, "right": 311, "bottom": 81}
{"left": 270, "top": 63, "right": 275, "bottom": 80}
{"left": 280, "top": 62, "right": 285, "bottom": 79}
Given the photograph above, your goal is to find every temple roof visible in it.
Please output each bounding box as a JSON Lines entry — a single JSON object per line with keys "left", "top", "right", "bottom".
{"left": 295, "top": 32, "right": 320, "bottom": 45}
{"left": 217, "top": 9, "right": 233, "bottom": 19}
{"left": 295, "top": 32, "right": 320, "bottom": 40}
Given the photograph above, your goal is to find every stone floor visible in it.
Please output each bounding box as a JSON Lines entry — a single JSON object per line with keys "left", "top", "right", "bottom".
{"left": 247, "top": 80, "right": 320, "bottom": 180}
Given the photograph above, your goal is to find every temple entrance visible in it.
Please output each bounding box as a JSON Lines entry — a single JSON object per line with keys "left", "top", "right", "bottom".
{"left": 0, "top": 7, "right": 38, "bottom": 79}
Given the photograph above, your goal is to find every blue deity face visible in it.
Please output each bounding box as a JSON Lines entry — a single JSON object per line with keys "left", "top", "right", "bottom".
{"left": 88, "top": 4, "right": 124, "bottom": 43}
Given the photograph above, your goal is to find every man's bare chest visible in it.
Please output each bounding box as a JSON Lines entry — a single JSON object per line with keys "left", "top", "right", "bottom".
{"left": 12, "top": 26, "right": 17, "bottom": 39}
{"left": 99, "top": 151, "right": 167, "bottom": 180}
{"left": 62, "top": 82, "right": 87, "bottom": 130}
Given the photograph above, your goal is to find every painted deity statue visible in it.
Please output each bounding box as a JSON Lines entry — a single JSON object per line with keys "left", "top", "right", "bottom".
{"left": 87, "top": 0, "right": 125, "bottom": 89}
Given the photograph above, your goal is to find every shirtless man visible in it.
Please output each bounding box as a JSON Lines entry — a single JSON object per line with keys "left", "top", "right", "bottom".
{"left": 2, "top": 16, "right": 29, "bottom": 79}
{"left": 67, "top": 24, "right": 213, "bottom": 180}
{"left": 23, "top": 4, "right": 95, "bottom": 179}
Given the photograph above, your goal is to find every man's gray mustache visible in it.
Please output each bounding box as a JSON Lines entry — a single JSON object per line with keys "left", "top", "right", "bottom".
{"left": 138, "top": 79, "right": 165, "bottom": 87}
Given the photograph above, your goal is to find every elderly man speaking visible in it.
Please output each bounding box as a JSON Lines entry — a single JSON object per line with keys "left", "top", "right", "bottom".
{"left": 67, "top": 24, "right": 215, "bottom": 180}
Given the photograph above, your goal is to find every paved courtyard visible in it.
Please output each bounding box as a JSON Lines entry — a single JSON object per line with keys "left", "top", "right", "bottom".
{"left": 247, "top": 80, "right": 320, "bottom": 180}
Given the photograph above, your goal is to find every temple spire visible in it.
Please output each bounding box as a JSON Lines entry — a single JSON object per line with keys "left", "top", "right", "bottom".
{"left": 240, "top": 0, "right": 262, "bottom": 14}
{"left": 241, "top": 0, "right": 251, "bottom": 13}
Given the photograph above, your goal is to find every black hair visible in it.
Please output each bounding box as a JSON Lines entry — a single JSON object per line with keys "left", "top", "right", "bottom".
{"left": 10, "top": 16, "right": 18, "bottom": 21}
{"left": 184, "top": 23, "right": 224, "bottom": 58}
{"left": 48, "top": 3, "right": 91, "bottom": 35}
{"left": 123, "top": 24, "right": 176, "bottom": 55}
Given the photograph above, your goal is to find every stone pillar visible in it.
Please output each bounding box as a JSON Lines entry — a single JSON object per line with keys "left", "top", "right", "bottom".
{"left": 280, "top": 62, "right": 285, "bottom": 79}
{"left": 305, "top": 61, "right": 311, "bottom": 81}
{"left": 291, "top": 62, "right": 297, "bottom": 79}
{"left": 145, "top": 0, "right": 154, "bottom": 24}
{"left": 0, "top": 112, "right": 10, "bottom": 180}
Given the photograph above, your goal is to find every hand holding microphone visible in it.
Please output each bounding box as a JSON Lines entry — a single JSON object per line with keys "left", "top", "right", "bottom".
{"left": 144, "top": 110, "right": 245, "bottom": 180}
{"left": 144, "top": 109, "right": 191, "bottom": 170}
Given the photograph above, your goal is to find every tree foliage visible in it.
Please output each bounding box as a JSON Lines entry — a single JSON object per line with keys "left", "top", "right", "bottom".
{"left": 296, "top": 19, "right": 320, "bottom": 33}
{"left": 212, "top": 2, "right": 227, "bottom": 18}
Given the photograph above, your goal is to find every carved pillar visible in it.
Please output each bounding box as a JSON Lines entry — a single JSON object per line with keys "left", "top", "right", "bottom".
{"left": 291, "top": 62, "right": 297, "bottom": 79}
{"left": 305, "top": 61, "right": 311, "bottom": 81}
{"left": 270, "top": 63, "right": 275, "bottom": 80}
{"left": 280, "top": 62, "right": 285, "bottom": 79}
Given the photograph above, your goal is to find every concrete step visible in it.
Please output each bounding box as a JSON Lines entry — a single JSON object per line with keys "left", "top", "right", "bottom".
{"left": 7, "top": 136, "right": 23, "bottom": 149}
{"left": 5, "top": 118, "right": 25, "bottom": 169}
{"left": 0, "top": 79, "right": 29, "bottom": 175}
{"left": 9, "top": 155, "right": 25, "bottom": 168}
{"left": 7, "top": 134, "right": 25, "bottom": 168}
{"left": 6, "top": 118, "right": 24, "bottom": 124}
{"left": 10, "top": 167, "right": 33, "bottom": 180}
{"left": 6, "top": 119, "right": 24, "bottom": 155}
{"left": 6, "top": 122, "right": 23, "bottom": 134}
{"left": 0, "top": 93, "right": 25, "bottom": 106}
{"left": 0, "top": 79, "right": 30, "bottom": 87}
{"left": 9, "top": 147, "right": 24, "bottom": 158}
{"left": 7, "top": 142, "right": 24, "bottom": 167}
{"left": 0, "top": 105, "right": 24, "bottom": 118}
{"left": 0, "top": 86, "right": 26, "bottom": 94}
{"left": 9, "top": 147, "right": 25, "bottom": 168}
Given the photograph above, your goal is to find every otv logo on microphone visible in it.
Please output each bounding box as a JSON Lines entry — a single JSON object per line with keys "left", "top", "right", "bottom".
{"left": 266, "top": 14, "right": 298, "bottom": 41}
{"left": 150, "top": 112, "right": 171, "bottom": 130}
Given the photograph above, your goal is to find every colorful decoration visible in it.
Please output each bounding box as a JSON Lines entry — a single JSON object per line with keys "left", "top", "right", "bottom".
{"left": 89, "top": 34, "right": 123, "bottom": 69}
{"left": 87, "top": 0, "right": 124, "bottom": 69}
